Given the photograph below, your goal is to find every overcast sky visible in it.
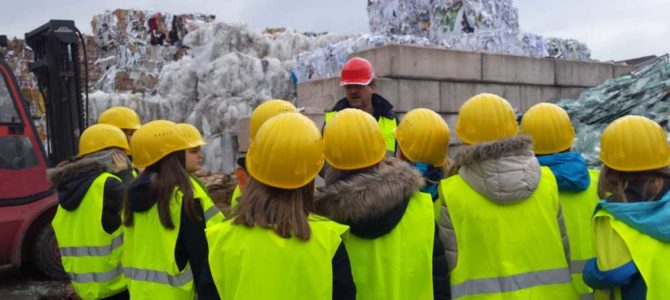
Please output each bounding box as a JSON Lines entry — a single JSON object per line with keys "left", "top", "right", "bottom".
{"left": 1, "top": 0, "right": 667, "bottom": 61}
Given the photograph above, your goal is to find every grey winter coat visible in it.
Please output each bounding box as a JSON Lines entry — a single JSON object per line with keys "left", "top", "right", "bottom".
{"left": 438, "top": 135, "right": 570, "bottom": 271}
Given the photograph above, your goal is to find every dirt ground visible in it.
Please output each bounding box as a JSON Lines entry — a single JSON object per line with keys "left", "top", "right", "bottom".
{"left": 0, "top": 266, "right": 74, "bottom": 300}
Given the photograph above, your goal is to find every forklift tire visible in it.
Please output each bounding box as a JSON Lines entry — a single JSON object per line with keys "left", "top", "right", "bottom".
{"left": 32, "top": 225, "right": 67, "bottom": 280}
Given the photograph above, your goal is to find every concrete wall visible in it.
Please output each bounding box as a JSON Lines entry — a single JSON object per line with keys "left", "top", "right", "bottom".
{"left": 235, "top": 44, "right": 635, "bottom": 147}
{"left": 297, "top": 44, "right": 636, "bottom": 114}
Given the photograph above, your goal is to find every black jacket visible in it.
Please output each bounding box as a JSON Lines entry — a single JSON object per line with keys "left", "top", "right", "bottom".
{"left": 316, "top": 157, "right": 450, "bottom": 300}
{"left": 126, "top": 173, "right": 218, "bottom": 299}
{"left": 331, "top": 93, "right": 396, "bottom": 121}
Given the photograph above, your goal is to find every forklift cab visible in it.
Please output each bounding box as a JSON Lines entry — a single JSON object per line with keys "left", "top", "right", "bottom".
{"left": 0, "top": 55, "right": 61, "bottom": 277}
{"left": 0, "top": 58, "right": 52, "bottom": 206}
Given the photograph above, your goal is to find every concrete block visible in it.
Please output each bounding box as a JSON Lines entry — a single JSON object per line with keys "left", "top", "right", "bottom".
{"left": 374, "top": 78, "right": 400, "bottom": 109}
{"left": 482, "top": 53, "right": 555, "bottom": 85}
{"left": 541, "top": 87, "right": 561, "bottom": 103}
{"left": 397, "top": 79, "right": 440, "bottom": 112}
{"left": 440, "top": 82, "right": 512, "bottom": 113}
{"left": 352, "top": 44, "right": 482, "bottom": 81}
{"left": 614, "top": 65, "right": 636, "bottom": 77}
{"left": 352, "top": 45, "right": 393, "bottom": 78}
{"left": 502, "top": 85, "right": 521, "bottom": 109}
{"left": 443, "top": 114, "right": 463, "bottom": 146}
{"left": 297, "top": 77, "right": 343, "bottom": 109}
{"left": 440, "top": 82, "right": 476, "bottom": 112}
{"left": 555, "top": 60, "right": 614, "bottom": 87}
{"left": 558, "top": 87, "right": 585, "bottom": 99}
{"left": 519, "top": 86, "right": 543, "bottom": 111}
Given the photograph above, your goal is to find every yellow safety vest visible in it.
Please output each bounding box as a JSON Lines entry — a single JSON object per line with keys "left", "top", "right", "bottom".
{"left": 52, "top": 172, "right": 126, "bottom": 300}
{"left": 325, "top": 111, "right": 397, "bottom": 152}
{"left": 560, "top": 169, "right": 600, "bottom": 299}
{"left": 345, "top": 191, "right": 434, "bottom": 300}
{"left": 190, "top": 176, "right": 224, "bottom": 227}
{"left": 123, "top": 180, "right": 219, "bottom": 300}
{"left": 593, "top": 209, "right": 670, "bottom": 300}
{"left": 441, "top": 167, "right": 578, "bottom": 299}
{"left": 206, "top": 215, "right": 348, "bottom": 300}
{"left": 228, "top": 184, "right": 242, "bottom": 217}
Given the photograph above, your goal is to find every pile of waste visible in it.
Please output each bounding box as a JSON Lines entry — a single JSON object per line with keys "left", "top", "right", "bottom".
{"left": 89, "top": 20, "right": 355, "bottom": 173}
{"left": 90, "top": 9, "right": 216, "bottom": 94}
{"left": 295, "top": 0, "right": 591, "bottom": 82}
{"left": 558, "top": 55, "right": 670, "bottom": 166}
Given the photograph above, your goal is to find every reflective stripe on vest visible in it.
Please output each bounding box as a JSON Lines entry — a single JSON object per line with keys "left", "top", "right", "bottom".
{"left": 441, "top": 167, "right": 579, "bottom": 299}
{"left": 68, "top": 265, "right": 124, "bottom": 283}
{"left": 60, "top": 233, "right": 124, "bottom": 257}
{"left": 124, "top": 266, "right": 193, "bottom": 287}
{"left": 345, "top": 192, "right": 434, "bottom": 300}
{"left": 190, "top": 176, "right": 223, "bottom": 227}
{"left": 52, "top": 172, "right": 127, "bottom": 299}
{"left": 594, "top": 206, "right": 670, "bottom": 300}
{"left": 123, "top": 188, "right": 195, "bottom": 299}
{"left": 559, "top": 169, "right": 600, "bottom": 297}
{"left": 325, "top": 110, "right": 397, "bottom": 152}
{"left": 451, "top": 268, "right": 573, "bottom": 299}
{"left": 207, "top": 215, "right": 348, "bottom": 299}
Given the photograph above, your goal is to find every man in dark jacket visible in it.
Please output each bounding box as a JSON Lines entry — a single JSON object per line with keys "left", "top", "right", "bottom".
{"left": 324, "top": 57, "right": 398, "bottom": 153}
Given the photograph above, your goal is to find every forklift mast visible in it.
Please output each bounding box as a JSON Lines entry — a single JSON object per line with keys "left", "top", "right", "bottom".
{"left": 25, "top": 20, "right": 85, "bottom": 166}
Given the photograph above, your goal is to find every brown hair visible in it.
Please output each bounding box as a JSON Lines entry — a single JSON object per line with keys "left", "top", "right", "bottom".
{"left": 123, "top": 151, "right": 201, "bottom": 228}
{"left": 598, "top": 166, "right": 670, "bottom": 203}
{"left": 232, "top": 178, "right": 314, "bottom": 240}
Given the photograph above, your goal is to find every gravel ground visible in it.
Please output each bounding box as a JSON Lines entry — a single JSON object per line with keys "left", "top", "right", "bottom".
{"left": 0, "top": 266, "right": 75, "bottom": 300}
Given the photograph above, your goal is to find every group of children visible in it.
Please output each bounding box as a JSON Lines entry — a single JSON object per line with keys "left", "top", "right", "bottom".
{"left": 49, "top": 91, "right": 670, "bottom": 300}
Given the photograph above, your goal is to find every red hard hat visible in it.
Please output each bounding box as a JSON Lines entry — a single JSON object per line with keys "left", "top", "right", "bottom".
{"left": 339, "top": 57, "right": 375, "bottom": 86}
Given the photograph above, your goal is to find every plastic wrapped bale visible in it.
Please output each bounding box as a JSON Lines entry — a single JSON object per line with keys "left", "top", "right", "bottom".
{"left": 559, "top": 55, "right": 670, "bottom": 167}
{"left": 87, "top": 90, "right": 161, "bottom": 125}
{"left": 546, "top": 37, "right": 591, "bottom": 60}
{"left": 183, "top": 22, "right": 272, "bottom": 65}
{"left": 149, "top": 56, "right": 198, "bottom": 122}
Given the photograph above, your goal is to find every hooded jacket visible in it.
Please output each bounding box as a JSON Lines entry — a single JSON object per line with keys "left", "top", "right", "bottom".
{"left": 537, "top": 152, "right": 591, "bottom": 192}
{"left": 47, "top": 155, "right": 133, "bottom": 235}
{"left": 315, "top": 157, "right": 450, "bottom": 300}
{"left": 583, "top": 175, "right": 670, "bottom": 300}
{"left": 438, "top": 135, "right": 571, "bottom": 270}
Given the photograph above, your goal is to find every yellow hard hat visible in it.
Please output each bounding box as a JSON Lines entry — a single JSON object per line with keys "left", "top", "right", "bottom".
{"left": 456, "top": 93, "right": 518, "bottom": 144}
{"left": 249, "top": 99, "right": 298, "bottom": 140}
{"left": 177, "top": 123, "right": 206, "bottom": 148}
{"left": 323, "top": 108, "right": 386, "bottom": 170}
{"left": 130, "top": 120, "right": 192, "bottom": 168}
{"left": 600, "top": 115, "right": 670, "bottom": 172}
{"left": 78, "top": 124, "right": 130, "bottom": 157}
{"left": 521, "top": 103, "right": 575, "bottom": 154}
{"left": 246, "top": 113, "right": 324, "bottom": 189}
{"left": 395, "top": 108, "right": 450, "bottom": 166}
{"left": 98, "top": 106, "right": 142, "bottom": 130}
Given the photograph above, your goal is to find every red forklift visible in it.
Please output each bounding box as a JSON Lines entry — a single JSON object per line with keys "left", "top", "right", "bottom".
{"left": 0, "top": 20, "right": 88, "bottom": 279}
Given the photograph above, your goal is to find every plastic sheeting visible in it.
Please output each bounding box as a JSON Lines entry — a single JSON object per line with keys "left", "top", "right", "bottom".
{"left": 89, "top": 21, "right": 356, "bottom": 173}
{"left": 558, "top": 55, "right": 670, "bottom": 166}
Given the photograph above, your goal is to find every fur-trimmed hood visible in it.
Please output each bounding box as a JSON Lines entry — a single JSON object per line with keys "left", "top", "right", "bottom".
{"left": 47, "top": 157, "right": 107, "bottom": 186}
{"left": 47, "top": 157, "right": 108, "bottom": 210}
{"left": 455, "top": 135, "right": 541, "bottom": 204}
{"left": 315, "top": 157, "right": 424, "bottom": 238}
